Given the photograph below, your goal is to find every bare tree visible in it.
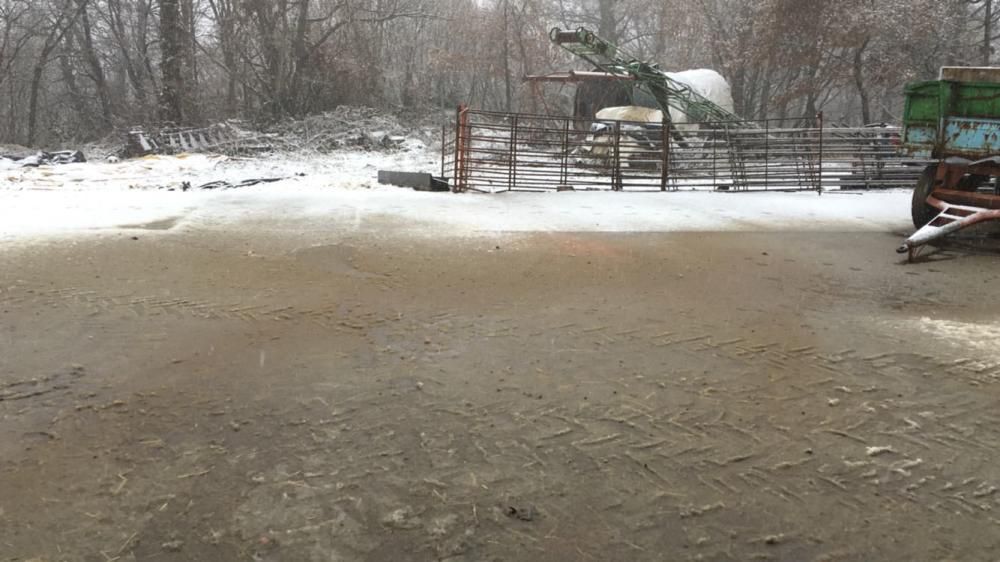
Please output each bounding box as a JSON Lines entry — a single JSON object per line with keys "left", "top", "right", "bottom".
{"left": 27, "top": 0, "right": 85, "bottom": 145}
{"left": 158, "top": 0, "right": 184, "bottom": 123}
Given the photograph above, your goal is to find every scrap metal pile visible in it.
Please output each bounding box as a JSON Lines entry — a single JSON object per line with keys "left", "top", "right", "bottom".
{"left": 124, "top": 122, "right": 268, "bottom": 158}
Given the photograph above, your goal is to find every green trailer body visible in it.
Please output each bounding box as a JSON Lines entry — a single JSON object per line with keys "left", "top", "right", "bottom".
{"left": 902, "top": 71, "right": 1000, "bottom": 160}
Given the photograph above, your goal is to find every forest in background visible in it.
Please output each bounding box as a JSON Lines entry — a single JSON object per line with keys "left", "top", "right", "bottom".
{"left": 0, "top": 0, "right": 996, "bottom": 146}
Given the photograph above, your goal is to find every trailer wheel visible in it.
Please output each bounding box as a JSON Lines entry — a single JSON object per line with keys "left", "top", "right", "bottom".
{"left": 911, "top": 164, "right": 939, "bottom": 229}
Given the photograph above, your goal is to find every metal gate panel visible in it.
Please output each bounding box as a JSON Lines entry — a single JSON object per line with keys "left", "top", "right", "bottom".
{"left": 442, "top": 108, "right": 928, "bottom": 193}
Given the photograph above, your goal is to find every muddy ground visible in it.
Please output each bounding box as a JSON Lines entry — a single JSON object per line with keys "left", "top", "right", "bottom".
{"left": 2, "top": 224, "right": 1000, "bottom": 561}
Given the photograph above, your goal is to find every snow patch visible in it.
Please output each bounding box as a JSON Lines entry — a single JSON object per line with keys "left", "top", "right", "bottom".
{"left": 0, "top": 186, "right": 912, "bottom": 244}
{"left": 0, "top": 148, "right": 914, "bottom": 244}
{"left": 911, "top": 317, "right": 1000, "bottom": 359}
{"left": 0, "top": 149, "right": 438, "bottom": 192}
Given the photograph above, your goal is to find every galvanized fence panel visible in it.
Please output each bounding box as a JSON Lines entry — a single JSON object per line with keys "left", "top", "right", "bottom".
{"left": 441, "top": 108, "right": 929, "bottom": 193}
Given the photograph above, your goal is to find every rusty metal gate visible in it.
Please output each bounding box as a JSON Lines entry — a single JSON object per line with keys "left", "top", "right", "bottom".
{"left": 441, "top": 107, "right": 926, "bottom": 193}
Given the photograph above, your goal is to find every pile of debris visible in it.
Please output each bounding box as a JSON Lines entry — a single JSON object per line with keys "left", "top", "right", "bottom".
{"left": 124, "top": 106, "right": 417, "bottom": 159}
{"left": 1, "top": 149, "right": 86, "bottom": 168}
{"left": 164, "top": 177, "right": 300, "bottom": 191}
{"left": 267, "top": 106, "right": 410, "bottom": 152}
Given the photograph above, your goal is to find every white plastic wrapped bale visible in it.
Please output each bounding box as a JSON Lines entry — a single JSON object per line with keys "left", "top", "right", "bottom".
{"left": 592, "top": 68, "right": 736, "bottom": 126}
{"left": 663, "top": 68, "right": 736, "bottom": 124}
{"left": 586, "top": 69, "right": 735, "bottom": 161}
{"left": 587, "top": 106, "right": 665, "bottom": 164}
{"left": 593, "top": 106, "right": 664, "bottom": 123}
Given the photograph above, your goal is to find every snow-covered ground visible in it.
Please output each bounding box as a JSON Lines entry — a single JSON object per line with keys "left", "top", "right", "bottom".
{"left": 0, "top": 143, "right": 434, "bottom": 192}
{"left": 911, "top": 317, "right": 1000, "bottom": 360}
{"left": 0, "top": 148, "right": 913, "bottom": 242}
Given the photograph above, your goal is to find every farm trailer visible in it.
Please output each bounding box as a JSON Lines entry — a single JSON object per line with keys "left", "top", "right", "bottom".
{"left": 899, "top": 67, "right": 1000, "bottom": 257}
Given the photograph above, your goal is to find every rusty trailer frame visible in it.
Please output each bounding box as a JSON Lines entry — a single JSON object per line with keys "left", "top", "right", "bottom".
{"left": 899, "top": 159, "right": 1000, "bottom": 258}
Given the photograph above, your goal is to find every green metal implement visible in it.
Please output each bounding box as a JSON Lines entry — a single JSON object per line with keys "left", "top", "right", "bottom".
{"left": 548, "top": 27, "right": 753, "bottom": 127}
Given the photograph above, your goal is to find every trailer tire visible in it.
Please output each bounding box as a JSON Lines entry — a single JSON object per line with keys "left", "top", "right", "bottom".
{"left": 911, "top": 164, "right": 939, "bottom": 229}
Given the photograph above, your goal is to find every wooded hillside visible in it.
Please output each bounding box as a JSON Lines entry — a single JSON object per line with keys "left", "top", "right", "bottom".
{"left": 0, "top": 0, "right": 993, "bottom": 146}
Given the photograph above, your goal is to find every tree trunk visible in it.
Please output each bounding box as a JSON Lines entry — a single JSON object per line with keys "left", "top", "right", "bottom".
{"left": 75, "top": 0, "right": 113, "bottom": 131}
{"left": 224, "top": 50, "right": 238, "bottom": 116}
{"left": 598, "top": 0, "right": 617, "bottom": 42}
{"left": 290, "top": 0, "right": 311, "bottom": 114}
{"left": 158, "top": 0, "right": 184, "bottom": 123}
{"left": 984, "top": 0, "right": 994, "bottom": 65}
{"left": 513, "top": 6, "right": 533, "bottom": 113}
{"left": 653, "top": 1, "right": 667, "bottom": 61}
{"left": 27, "top": 1, "right": 81, "bottom": 146}
{"left": 180, "top": 0, "right": 199, "bottom": 122}
{"left": 27, "top": 51, "right": 54, "bottom": 147}
{"left": 501, "top": 0, "right": 512, "bottom": 112}
{"left": 250, "top": 0, "right": 283, "bottom": 117}
{"left": 852, "top": 37, "right": 872, "bottom": 125}
{"left": 58, "top": 32, "right": 90, "bottom": 126}
{"left": 7, "top": 79, "right": 16, "bottom": 144}
{"left": 207, "top": 0, "right": 239, "bottom": 116}
{"left": 108, "top": 0, "right": 149, "bottom": 110}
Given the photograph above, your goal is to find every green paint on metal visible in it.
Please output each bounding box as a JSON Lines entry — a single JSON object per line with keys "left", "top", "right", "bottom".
{"left": 903, "top": 76, "right": 1000, "bottom": 159}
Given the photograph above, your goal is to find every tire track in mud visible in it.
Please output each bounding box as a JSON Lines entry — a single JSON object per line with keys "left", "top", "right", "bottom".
{"left": 401, "top": 314, "right": 1000, "bottom": 552}
{"left": 0, "top": 365, "right": 88, "bottom": 403}
{"left": 8, "top": 287, "right": 1000, "bottom": 557}
{"left": 805, "top": 271, "right": 954, "bottom": 310}
{"left": 0, "top": 286, "right": 392, "bottom": 332}
{"left": 16, "top": 285, "right": 997, "bottom": 526}
{"left": 697, "top": 339, "right": 1000, "bottom": 520}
